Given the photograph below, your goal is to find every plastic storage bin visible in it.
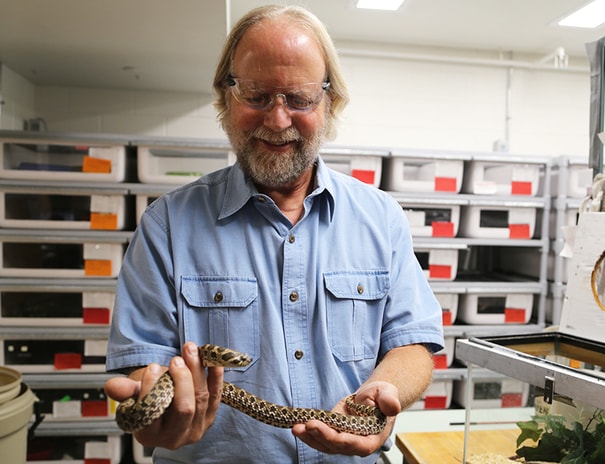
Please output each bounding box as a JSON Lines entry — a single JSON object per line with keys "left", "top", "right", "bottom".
{"left": 0, "top": 133, "right": 128, "bottom": 182}
{"left": 0, "top": 187, "right": 127, "bottom": 230}
{"left": 33, "top": 385, "right": 115, "bottom": 421}
{"left": 135, "top": 138, "right": 235, "bottom": 185}
{"left": 0, "top": 236, "right": 124, "bottom": 278}
{"left": 462, "top": 158, "right": 541, "bottom": 196}
{"left": 402, "top": 203, "right": 460, "bottom": 238}
{"left": 0, "top": 286, "right": 114, "bottom": 327}
{"left": 414, "top": 247, "right": 459, "bottom": 281}
{"left": 552, "top": 157, "right": 592, "bottom": 198}
{"left": 408, "top": 380, "right": 453, "bottom": 410}
{"left": 27, "top": 434, "right": 122, "bottom": 463}
{"left": 457, "top": 292, "right": 533, "bottom": 325}
{"left": 454, "top": 377, "right": 530, "bottom": 409}
{"left": 433, "top": 336, "right": 455, "bottom": 370}
{"left": 382, "top": 150, "right": 468, "bottom": 193}
{"left": 320, "top": 146, "right": 388, "bottom": 188}
{"left": 0, "top": 337, "right": 107, "bottom": 373}
{"left": 459, "top": 205, "right": 537, "bottom": 239}
{"left": 435, "top": 292, "right": 459, "bottom": 326}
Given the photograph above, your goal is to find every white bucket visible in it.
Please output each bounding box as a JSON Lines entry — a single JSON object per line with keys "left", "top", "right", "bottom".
{"left": 0, "top": 366, "right": 37, "bottom": 464}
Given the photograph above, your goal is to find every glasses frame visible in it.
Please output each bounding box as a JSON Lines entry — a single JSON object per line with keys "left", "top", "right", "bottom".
{"left": 226, "top": 75, "right": 330, "bottom": 112}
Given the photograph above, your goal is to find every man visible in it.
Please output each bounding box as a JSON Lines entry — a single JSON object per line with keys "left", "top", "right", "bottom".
{"left": 105, "top": 5, "right": 444, "bottom": 463}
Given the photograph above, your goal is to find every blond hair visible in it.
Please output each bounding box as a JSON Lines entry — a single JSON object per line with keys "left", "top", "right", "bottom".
{"left": 213, "top": 5, "right": 349, "bottom": 141}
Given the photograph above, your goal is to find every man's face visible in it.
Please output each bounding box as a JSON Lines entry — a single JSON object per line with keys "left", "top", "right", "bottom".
{"left": 224, "top": 21, "right": 329, "bottom": 189}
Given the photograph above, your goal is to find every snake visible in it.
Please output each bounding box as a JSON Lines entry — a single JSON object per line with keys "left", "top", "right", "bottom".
{"left": 115, "top": 344, "right": 386, "bottom": 436}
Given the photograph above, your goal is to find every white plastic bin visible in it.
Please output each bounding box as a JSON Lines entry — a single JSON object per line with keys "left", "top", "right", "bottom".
{"left": 408, "top": 380, "right": 453, "bottom": 410}
{"left": 552, "top": 157, "right": 592, "bottom": 198}
{"left": 454, "top": 378, "right": 529, "bottom": 409}
{"left": 458, "top": 292, "right": 533, "bottom": 324}
{"left": 0, "top": 134, "right": 127, "bottom": 182}
{"left": 0, "top": 188, "right": 127, "bottom": 230}
{"left": 32, "top": 385, "right": 115, "bottom": 421}
{"left": 459, "top": 205, "right": 537, "bottom": 239}
{"left": 433, "top": 336, "right": 455, "bottom": 370}
{"left": 0, "top": 237, "right": 124, "bottom": 278}
{"left": 136, "top": 138, "right": 235, "bottom": 184}
{"left": 382, "top": 150, "right": 468, "bottom": 193}
{"left": 435, "top": 292, "right": 459, "bottom": 326}
{"left": 414, "top": 247, "right": 458, "bottom": 281}
{"left": 0, "top": 337, "right": 107, "bottom": 373}
{"left": 0, "top": 287, "right": 114, "bottom": 327}
{"left": 403, "top": 204, "right": 460, "bottom": 237}
{"left": 321, "top": 146, "right": 387, "bottom": 188}
{"left": 27, "top": 434, "right": 122, "bottom": 463}
{"left": 462, "top": 159, "right": 541, "bottom": 196}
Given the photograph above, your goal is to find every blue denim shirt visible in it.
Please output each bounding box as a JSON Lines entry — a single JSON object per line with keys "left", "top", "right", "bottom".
{"left": 106, "top": 157, "right": 444, "bottom": 464}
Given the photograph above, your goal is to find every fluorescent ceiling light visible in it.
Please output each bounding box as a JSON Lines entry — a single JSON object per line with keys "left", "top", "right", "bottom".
{"left": 558, "top": 0, "right": 605, "bottom": 28}
{"left": 356, "top": 0, "right": 405, "bottom": 11}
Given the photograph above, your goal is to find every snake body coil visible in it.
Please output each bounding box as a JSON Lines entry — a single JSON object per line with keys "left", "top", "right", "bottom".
{"left": 116, "top": 344, "right": 386, "bottom": 436}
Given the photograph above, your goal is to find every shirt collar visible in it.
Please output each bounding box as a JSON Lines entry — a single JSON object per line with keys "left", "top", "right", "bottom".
{"left": 218, "top": 155, "right": 335, "bottom": 222}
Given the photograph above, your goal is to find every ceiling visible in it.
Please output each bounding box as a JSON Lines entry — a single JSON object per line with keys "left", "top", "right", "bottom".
{"left": 1, "top": 0, "right": 605, "bottom": 93}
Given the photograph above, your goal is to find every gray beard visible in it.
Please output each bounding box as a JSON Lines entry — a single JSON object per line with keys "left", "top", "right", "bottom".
{"left": 225, "top": 123, "right": 324, "bottom": 189}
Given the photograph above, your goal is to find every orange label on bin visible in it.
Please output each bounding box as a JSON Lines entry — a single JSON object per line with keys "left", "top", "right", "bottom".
{"left": 54, "top": 353, "right": 82, "bottom": 370}
{"left": 504, "top": 308, "right": 526, "bottom": 323}
{"left": 81, "top": 400, "right": 108, "bottom": 417}
{"left": 511, "top": 181, "right": 532, "bottom": 195}
{"left": 432, "top": 222, "right": 454, "bottom": 237}
{"left": 433, "top": 354, "right": 448, "bottom": 369}
{"left": 82, "top": 156, "right": 112, "bottom": 174}
{"left": 351, "top": 169, "right": 375, "bottom": 185}
{"left": 429, "top": 264, "right": 451, "bottom": 279}
{"left": 424, "top": 396, "right": 447, "bottom": 409}
{"left": 90, "top": 212, "right": 118, "bottom": 230}
{"left": 442, "top": 311, "right": 452, "bottom": 326}
{"left": 509, "top": 224, "right": 530, "bottom": 239}
{"left": 501, "top": 392, "right": 523, "bottom": 407}
{"left": 85, "top": 259, "right": 112, "bottom": 277}
{"left": 434, "top": 177, "right": 457, "bottom": 192}
{"left": 83, "top": 308, "right": 111, "bottom": 325}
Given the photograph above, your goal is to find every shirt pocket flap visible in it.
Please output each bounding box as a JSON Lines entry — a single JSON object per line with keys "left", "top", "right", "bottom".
{"left": 181, "top": 276, "right": 257, "bottom": 308}
{"left": 324, "top": 271, "right": 389, "bottom": 301}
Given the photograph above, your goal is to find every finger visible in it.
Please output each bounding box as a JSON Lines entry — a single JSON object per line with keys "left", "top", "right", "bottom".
{"left": 104, "top": 376, "right": 140, "bottom": 402}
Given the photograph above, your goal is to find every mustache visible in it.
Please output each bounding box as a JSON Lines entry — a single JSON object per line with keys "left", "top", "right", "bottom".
{"left": 249, "top": 126, "right": 302, "bottom": 144}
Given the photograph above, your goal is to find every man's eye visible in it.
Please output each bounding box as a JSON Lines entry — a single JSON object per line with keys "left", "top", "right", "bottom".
{"left": 244, "top": 92, "right": 271, "bottom": 106}
{"left": 288, "top": 94, "right": 313, "bottom": 109}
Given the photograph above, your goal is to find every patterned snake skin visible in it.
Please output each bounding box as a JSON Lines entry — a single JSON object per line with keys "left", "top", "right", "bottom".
{"left": 115, "top": 344, "right": 386, "bottom": 436}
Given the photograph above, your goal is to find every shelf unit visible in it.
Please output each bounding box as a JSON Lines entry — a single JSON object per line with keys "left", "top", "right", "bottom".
{"left": 0, "top": 131, "right": 570, "bottom": 463}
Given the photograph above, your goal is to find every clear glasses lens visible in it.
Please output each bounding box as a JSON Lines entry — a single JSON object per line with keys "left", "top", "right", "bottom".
{"left": 228, "top": 78, "right": 329, "bottom": 112}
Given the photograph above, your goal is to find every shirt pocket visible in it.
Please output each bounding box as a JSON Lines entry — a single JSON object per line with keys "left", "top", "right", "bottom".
{"left": 324, "top": 270, "right": 390, "bottom": 362}
{"left": 181, "top": 275, "right": 259, "bottom": 370}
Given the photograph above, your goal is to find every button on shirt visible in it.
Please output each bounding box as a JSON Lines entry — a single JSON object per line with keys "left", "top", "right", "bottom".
{"left": 106, "top": 157, "right": 444, "bottom": 464}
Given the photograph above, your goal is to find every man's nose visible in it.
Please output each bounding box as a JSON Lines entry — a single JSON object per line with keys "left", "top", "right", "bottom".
{"left": 263, "top": 95, "right": 293, "bottom": 131}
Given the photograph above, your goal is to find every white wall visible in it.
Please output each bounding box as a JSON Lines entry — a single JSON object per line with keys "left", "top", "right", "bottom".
{"left": 12, "top": 48, "right": 592, "bottom": 159}
{"left": 0, "top": 64, "right": 36, "bottom": 130}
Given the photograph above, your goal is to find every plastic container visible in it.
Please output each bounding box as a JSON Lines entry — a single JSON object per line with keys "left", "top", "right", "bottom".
{"left": 0, "top": 379, "right": 37, "bottom": 464}
{"left": 458, "top": 292, "right": 533, "bottom": 325}
{"left": 459, "top": 205, "right": 537, "bottom": 239}
{"left": 462, "top": 160, "right": 541, "bottom": 196}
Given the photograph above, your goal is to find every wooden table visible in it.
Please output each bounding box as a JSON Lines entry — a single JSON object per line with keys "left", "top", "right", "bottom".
{"left": 396, "top": 429, "right": 519, "bottom": 464}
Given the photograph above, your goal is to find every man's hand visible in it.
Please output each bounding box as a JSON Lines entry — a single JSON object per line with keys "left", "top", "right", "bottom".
{"left": 291, "top": 381, "right": 399, "bottom": 456}
{"left": 104, "top": 342, "right": 224, "bottom": 449}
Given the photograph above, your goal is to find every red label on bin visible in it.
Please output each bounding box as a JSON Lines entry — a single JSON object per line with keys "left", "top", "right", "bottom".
{"left": 505, "top": 308, "right": 526, "bottom": 323}
{"left": 434, "top": 177, "right": 457, "bottom": 192}
{"left": 432, "top": 221, "right": 454, "bottom": 237}
{"left": 511, "top": 181, "right": 532, "bottom": 195}
{"left": 429, "top": 264, "right": 451, "bottom": 279}
{"left": 82, "top": 400, "right": 108, "bottom": 417}
{"left": 509, "top": 224, "right": 530, "bottom": 239}
{"left": 442, "top": 311, "right": 452, "bottom": 326}
{"left": 433, "top": 354, "right": 448, "bottom": 369}
{"left": 54, "top": 353, "right": 83, "bottom": 370}
{"left": 501, "top": 392, "right": 523, "bottom": 407}
{"left": 84, "top": 459, "right": 111, "bottom": 464}
{"left": 351, "top": 169, "right": 375, "bottom": 185}
{"left": 83, "top": 307, "right": 111, "bottom": 325}
{"left": 424, "top": 396, "right": 447, "bottom": 409}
